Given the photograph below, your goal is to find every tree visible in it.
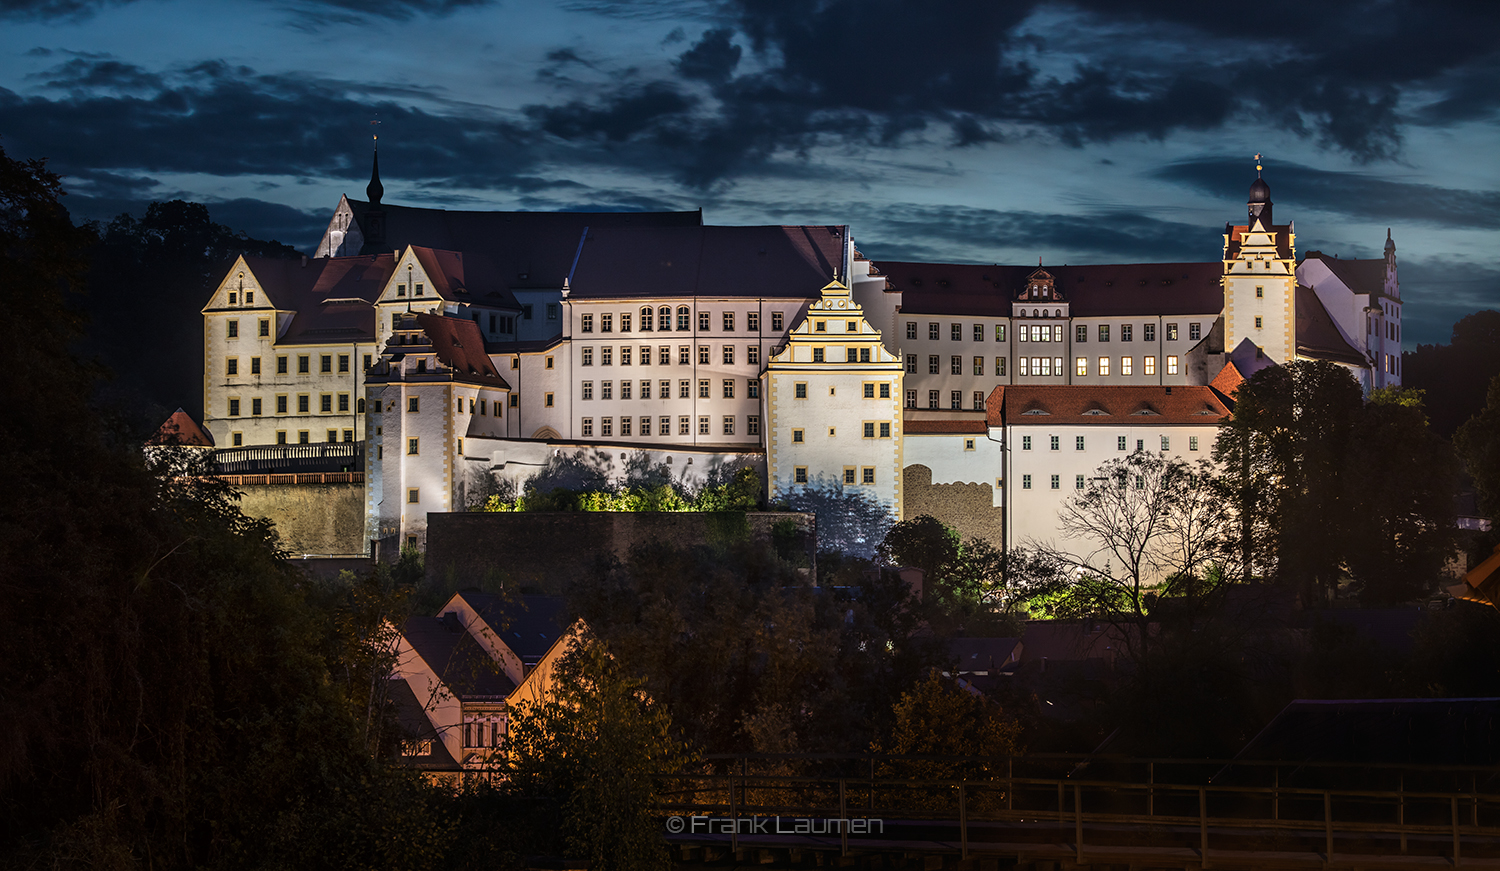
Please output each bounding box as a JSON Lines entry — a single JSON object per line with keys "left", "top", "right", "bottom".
{"left": 1403, "top": 310, "right": 1500, "bottom": 437}
{"left": 503, "top": 632, "right": 690, "bottom": 871}
{"left": 872, "top": 672, "right": 1021, "bottom": 808}
{"left": 779, "top": 482, "right": 893, "bottom": 559}
{"left": 1456, "top": 373, "right": 1500, "bottom": 519}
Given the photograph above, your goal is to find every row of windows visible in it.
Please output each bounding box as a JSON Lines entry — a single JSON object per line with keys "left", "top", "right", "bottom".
{"left": 455, "top": 397, "right": 502, "bottom": 416}
{"left": 579, "top": 345, "right": 761, "bottom": 366}
{"left": 788, "top": 382, "right": 893, "bottom": 399}
{"left": 581, "top": 379, "right": 761, "bottom": 401}
{"left": 1020, "top": 464, "right": 1195, "bottom": 491}
{"left": 235, "top": 428, "right": 357, "bottom": 448}
{"left": 227, "top": 394, "right": 365, "bottom": 417}
{"left": 224, "top": 354, "right": 372, "bottom": 376}
{"left": 904, "top": 390, "right": 987, "bottom": 410}
{"left": 1018, "top": 434, "right": 1201, "bottom": 452}
{"left": 223, "top": 318, "right": 270, "bottom": 338}
{"left": 224, "top": 291, "right": 256, "bottom": 307}
{"left": 904, "top": 321, "right": 1204, "bottom": 343}
{"left": 790, "top": 421, "right": 892, "bottom": 441}
{"left": 900, "top": 354, "right": 1181, "bottom": 378}
{"left": 791, "top": 466, "right": 877, "bottom": 485}
{"left": 581, "top": 309, "right": 783, "bottom": 334}
{"left": 579, "top": 415, "right": 761, "bottom": 438}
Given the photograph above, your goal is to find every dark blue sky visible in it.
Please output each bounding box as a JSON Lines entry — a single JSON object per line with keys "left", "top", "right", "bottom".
{"left": 2, "top": 0, "right": 1498, "bottom": 345}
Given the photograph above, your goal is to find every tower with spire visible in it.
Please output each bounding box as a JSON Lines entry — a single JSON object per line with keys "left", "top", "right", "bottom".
{"left": 1222, "top": 155, "right": 1297, "bottom": 363}
{"left": 359, "top": 134, "right": 387, "bottom": 256}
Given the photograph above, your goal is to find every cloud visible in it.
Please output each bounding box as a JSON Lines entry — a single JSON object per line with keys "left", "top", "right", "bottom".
{"left": 674, "top": 28, "right": 741, "bottom": 84}
{"left": 0, "top": 0, "right": 495, "bottom": 20}
{"left": 1156, "top": 158, "right": 1500, "bottom": 230}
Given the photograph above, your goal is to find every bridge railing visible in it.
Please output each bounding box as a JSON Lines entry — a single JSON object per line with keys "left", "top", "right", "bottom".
{"left": 656, "top": 753, "right": 1500, "bottom": 864}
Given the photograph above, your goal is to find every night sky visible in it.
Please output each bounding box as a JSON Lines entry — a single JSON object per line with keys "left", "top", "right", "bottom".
{"left": 2, "top": 0, "right": 1498, "bottom": 345}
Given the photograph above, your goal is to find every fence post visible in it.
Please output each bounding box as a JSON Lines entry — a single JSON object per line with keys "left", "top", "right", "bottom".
{"left": 1453, "top": 795, "right": 1461, "bottom": 867}
{"left": 1058, "top": 782, "right": 1065, "bottom": 829}
{"left": 840, "top": 779, "right": 849, "bottom": 857}
{"left": 1007, "top": 756, "right": 1014, "bottom": 812}
{"left": 1324, "top": 791, "right": 1333, "bottom": 864}
{"left": 960, "top": 782, "right": 969, "bottom": 859}
{"left": 1074, "top": 783, "right": 1083, "bottom": 865}
{"left": 1272, "top": 767, "right": 1279, "bottom": 822}
{"left": 1147, "top": 761, "right": 1154, "bottom": 817}
{"left": 1398, "top": 775, "right": 1406, "bottom": 854}
{"left": 1199, "top": 787, "right": 1209, "bottom": 868}
{"left": 729, "top": 765, "right": 738, "bottom": 853}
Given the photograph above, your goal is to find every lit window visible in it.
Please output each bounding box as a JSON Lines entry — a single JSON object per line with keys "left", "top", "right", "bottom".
{"left": 1166, "top": 323, "right": 1178, "bottom": 341}
{"left": 1076, "top": 357, "right": 1087, "bottom": 376}
{"left": 1099, "top": 357, "right": 1110, "bottom": 376}
{"left": 1144, "top": 356, "right": 1156, "bottom": 376}
{"left": 1121, "top": 357, "right": 1132, "bottom": 376}
{"left": 995, "top": 324, "right": 1006, "bottom": 342}
{"left": 1167, "top": 356, "right": 1179, "bottom": 375}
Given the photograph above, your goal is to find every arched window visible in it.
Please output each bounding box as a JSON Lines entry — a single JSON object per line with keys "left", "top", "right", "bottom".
{"left": 1032, "top": 309, "right": 1039, "bottom": 317}
{"left": 658, "top": 306, "right": 671, "bottom": 331}
{"left": 1054, "top": 309, "right": 1061, "bottom": 318}
{"left": 640, "top": 306, "right": 653, "bottom": 331}
{"left": 677, "top": 306, "right": 690, "bottom": 331}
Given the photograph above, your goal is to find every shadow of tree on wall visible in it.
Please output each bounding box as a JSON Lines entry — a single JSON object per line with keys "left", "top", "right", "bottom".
{"left": 778, "top": 477, "right": 894, "bottom": 560}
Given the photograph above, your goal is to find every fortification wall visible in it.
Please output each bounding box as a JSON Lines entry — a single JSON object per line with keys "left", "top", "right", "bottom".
{"left": 902, "top": 464, "right": 1004, "bottom": 550}
{"left": 425, "top": 511, "right": 817, "bottom": 593}
{"left": 236, "top": 482, "right": 367, "bottom": 556}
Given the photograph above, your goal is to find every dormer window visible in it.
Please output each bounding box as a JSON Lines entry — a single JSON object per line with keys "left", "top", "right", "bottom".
{"left": 229, "top": 292, "right": 237, "bottom": 304}
{"left": 415, "top": 284, "right": 424, "bottom": 297}
{"left": 397, "top": 284, "right": 406, "bottom": 297}
{"left": 245, "top": 292, "right": 253, "bottom": 305}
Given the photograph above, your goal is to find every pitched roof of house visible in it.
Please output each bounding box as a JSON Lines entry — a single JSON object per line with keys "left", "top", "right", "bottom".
{"left": 568, "top": 225, "right": 846, "bottom": 300}
{"left": 1302, "top": 251, "right": 1388, "bottom": 297}
{"left": 985, "top": 385, "right": 1230, "bottom": 427}
{"left": 903, "top": 418, "right": 989, "bottom": 434}
{"left": 224, "top": 254, "right": 391, "bottom": 345}
{"left": 880, "top": 262, "right": 1224, "bottom": 318}
{"left": 400, "top": 614, "right": 517, "bottom": 700}
{"left": 454, "top": 592, "right": 570, "bottom": 661}
{"left": 147, "top": 408, "right": 215, "bottom": 446}
{"left": 1209, "top": 360, "right": 1247, "bottom": 400}
{"left": 385, "top": 678, "right": 461, "bottom": 771}
{"left": 413, "top": 313, "right": 510, "bottom": 387}
{"left": 346, "top": 199, "right": 702, "bottom": 286}
{"left": 1295, "top": 286, "right": 1368, "bottom": 366}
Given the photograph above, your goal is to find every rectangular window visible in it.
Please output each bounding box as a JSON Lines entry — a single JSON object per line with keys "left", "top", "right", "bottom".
{"left": 905, "top": 389, "right": 916, "bottom": 408}
{"left": 227, "top": 320, "right": 239, "bottom": 338}
{"left": 659, "top": 346, "right": 671, "bottom": 365}
{"left": 582, "top": 418, "right": 593, "bottom": 437}
{"left": 320, "top": 394, "right": 332, "bottom": 413}
{"left": 621, "top": 347, "right": 632, "bottom": 366}
{"left": 602, "top": 381, "right": 613, "bottom": 400}
{"left": 677, "top": 415, "right": 688, "bottom": 435}
{"left": 950, "top": 390, "right": 961, "bottom": 410}
{"left": 722, "top": 416, "right": 735, "bottom": 435}
{"left": 747, "top": 415, "right": 759, "bottom": 435}
{"left": 747, "top": 312, "right": 759, "bottom": 331}
{"left": 794, "top": 467, "right": 808, "bottom": 484}
{"left": 722, "top": 312, "right": 735, "bottom": 332}
{"left": 326, "top": 429, "right": 337, "bottom": 443}
{"left": 973, "top": 324, "right": 984, "bottom": 342}
{"left": 722, "top": 379, "right": 734, "bottom": 399}
{"left": 548, "top": 355, "right": 557, "bottom": 369}
{"left": 407, "top": 437, "right": 419, "bottom": 455}
{"left": 602, "top": 347, "right": 613, "bottom": 366}
{"left": 950, "top": 355, "right": 962, "bottom": 375}
{"left": 1189, "top": 435, "right": 1200, "bottom": 451}
{"left": 1050, "top": 435, "right": 1060, "bottom": 451}
{"left": 1098, "top": 325, "right": 1110, "bottom": 342}
{"left": 844, "top": 467, "right": 856, "bottom": 485}
{"left": 321, "top": 355, "right": 332, "bottom": 373}
{"left": 337, "top": 354, "right": 349, "bottom": 373}
{"left": 250, "top": 357, "right": 261, "bottom": 375}
{"left": 1022, "top": 474, "right": 1032, "bottom": 489}
{"left": 951, "top": 323, "right": 962, "bottom": 341}
{"left": 659, "top": 416, "right": 670, "bottom": 436}
{"left": 747, "top": 346, "right": 759, "bottom": 365}
{"left": 1255, "top": 316, "right": 1263, "bottom": 329}
{"left": 276, "top": 395, "right": 287, "bottom": 414}
{"left": 679, "top": 380, "right": 690, "bottom": 399}
{"left": 973, "top": 391, "right": 984, "bottom": 411}
{"left": 277, "top": 431, "right": 287, "bottom": 445}
{"left": 1161, "top": 435, "right": 1170, "bottom": 451}
{"left": 582, "top": 314, "right": 593, "bottom": 333}
{"left": 813, "top": 348, "right": 824, "bottom": 363}
{"left": 699, "top": 379, "right": 711, "bottom": 399}
{"left": 1121, "top": 325, "right": 1133, "bottom": 342}
{"left": 971, "top": 356, "right": 983, "bottom": 376}
{"left": 928, "top": 390, "right": 939, "bottom": 409}
{"left": 408, "top": 488, "right": 419, "bottom": 504}
{"left": 601, "top": 314, "right": 613, "bottom": 333}
{"left": 582, "top": 347, "right": 593, "bottom": 366}
{"left": 772, "top": 312, "right": 784, "bottom": 331}
{"left": 879, "top": 383, "right": 891, "bottom": 399}
{"left": 640, "top": 380, "right": 651, "bottom": 400}
{"left": 258, "top": 319, "right": 270, "bottom": 337}
{"left": 880, "top": 421, "right": 891, "bottom": 438}
{"left": 1022, "top": 435, "right": 1032, "bottom": 451}
{"left": 1144, "top": 356, "right": 1156, "bottom": 376}
{"left": 996, "top": 357, "right": 1006, "bottom": 376}
{"left": 298, "top": 355, "right": 310, "bottom": 374}
{"left": 545, "top": 392, "right": 555, "bottom": 407}
{"left": 698, "top": 416, "right": 710, "bottom": 435}
{"left": 407, "top": 396, "right": 420, "bottom": 413}
{"left": 864, "top": 383, "right": 875, "bottom": 398}
{"left": 792, "top": 428, "right": 804, "bottom": 444}
{"left": 1189, "top": 323, "right": 1202, "bottom": 341}
{"left": 621, "top": 381, "right": 632, "bottom": 400}
{"left": 1098, "top": 357, "right": 1109, "bottom": 376}
{"left": 298, "top": 395, "right": 310, "bottom": 413}
{"left": 906, "top": 322, "right": 917, "bottom": 340}
{"left": 1255, "top": 286, "right": 1264, "bottom": 299}
{"left": 620, "top": 418, "right": 631, "bottom": 436}
{"left": 1019, "top": 357, "right": 1029, "bottom": 377}
{"left": 1166, "top": 323, "right": 1178, "bottom": 341}
{"left": 601, "top": 417, "right": 613, "bottom": 437}
{"left": 1143, "top": 324, "right": 1156, "bottom": 342}
{"left": 1118, "top": 435, "right": 1127, "bottom": 451}
{"left": 698, "top": 311, "right": 711, "bottom": 331}
{"left": 228, "top": 398, "right": 240, "bottom": 417}
{"left": 1076, "top": 357, "right": 1087, "bottom": 376}
{"left": 926, "top": 323, "right": 938, "bottom": 340}
{"left": 862, "top": 467, "right": 875, "bottom": 485}
{"left": 1076, "top": 474, "right": 1086, "bottom": 489}
{"left": 1121, "top": 357, "right": 1133, "bottom": 376}
{"left": 227, "top": 358, "right": 238, "bottom": 376}
{"left": 1051, "top": 474, "right": 1060, "bottom": 490}
{"left": 698, "top": 346, "right": 710, "bottom": 364}
{"left": 1167, "top": 355, "right": 1179, "bottom": 375}
{"left": 928, "top": 355, "right": 939, "bottom": 374}
{"left": 250, "top": 397, "right": 262, "bottom": 416}
{"left": 583, "top": 381, "right": 595, "bottom": 401}
{"left": 863, "top": 422, "right": 875, "bottom": 439}
{"left": 298, "top": 431, "right": 309, "bottom": 445}
{"left": 722, "top": 346, "right": 734, "bottom": 365}
{"left": 795, "top": 382, "right": 808, "bottom": 399}
{"left": 1076, "top": 435, "right": 1085, "bottom": 450}
{"left": 905, "top": 354, "right": 916, "bottom": 373}
{"left": 277, "top": 356, "right": 288, "bottom": 374}
{"left": 1054, "top": 325, "right": 1064, "bottom": 342}
{"left": 995, "top": 324, "right": 1006, "bottom": 342}
{"left": 1076, "top": 324, "right": 1087, "bottom": 343}
{"left": 338, "top": 393, "right": 349, "bottom": 412}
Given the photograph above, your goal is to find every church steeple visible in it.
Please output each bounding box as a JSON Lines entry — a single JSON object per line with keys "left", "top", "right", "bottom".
{"left": 366, "top": 140, "right": 384, "bottom": 206}
{"left": 1248, "top": 154, "right": 1272, "bottom": 227}
{"left": 360, "top": 134, "right": 387, "bottom": 255}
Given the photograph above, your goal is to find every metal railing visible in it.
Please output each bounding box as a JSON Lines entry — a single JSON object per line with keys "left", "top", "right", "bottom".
{"left": 213, "top": 442, "right": 364, "bottom": 475}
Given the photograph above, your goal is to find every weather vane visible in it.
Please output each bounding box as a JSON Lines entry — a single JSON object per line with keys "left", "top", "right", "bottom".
{"left": 1254, "top": 153, "right": 1263, "bottom": 177}
{"left": 371, "top": 116, "right": 381, "bottom": 147}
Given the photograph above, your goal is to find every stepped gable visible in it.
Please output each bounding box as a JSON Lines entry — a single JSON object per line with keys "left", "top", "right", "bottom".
{"left": 147, "top": 408, "right": 215, "bottom": 446}
{"left": 986, "top": 385, "right": 1229, "bottom": 426}
{"left": 1302, "top": 251, "right": 1388, "bottom": 297}
{"left": 1295, "top": 286, "right": 1367, "bottom": 365}
{"left": 1224, "top": 222, "right": 1294, "bottom": 260}
{"left": 343, "top": 200, "right": 702, "bottom": 290}
{"left": 882, "top": 261, "right": 1223, "bottom": 317}
{"left": 568, "top": 224, "right": 846, "bottom": 299}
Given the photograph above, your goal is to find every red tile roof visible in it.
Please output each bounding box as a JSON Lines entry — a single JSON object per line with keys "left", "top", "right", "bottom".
{"left": 1295, "top": 286, "right": 1367, "bottom": 366}
{"left": 414, "top": 313, "right": 511, "bottom": 388}
{"left": 903, "top": 418, "right": 988, "bottom": 434}
{"left": 147, "top": 408, "right": 215, "bottom": 446}
{"left": 985, "top": 385, "right": 1229, "bottom": 427}
{"left": 569, "top": 225, "right": 846, "bottom": 299}
{"left": 882, "top": 261, "right": 1223, "bottom": 318}
{"left": 1209, "top": 360, "right": 1246, "bottom": 399}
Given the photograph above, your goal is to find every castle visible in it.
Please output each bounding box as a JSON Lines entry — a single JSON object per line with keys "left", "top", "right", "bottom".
{"left": 199, "top": 154, "right": 1403, "bottom": 558}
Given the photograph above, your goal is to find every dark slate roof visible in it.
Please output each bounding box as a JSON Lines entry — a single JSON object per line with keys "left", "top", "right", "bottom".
{"left": 148, "top": 408, "right": 215, "bottom": 446}
{"left": 414, "top": 312, "right": 511, "bottom": 388}
{"left": 1234, "top": 698, "right": 1500, "bottom": 766}
{"left": 346, "top": 200, "right": 702, "bottom": 290}
{"left": 385, "top": 679, "right": 461, "bottom": 771}
{"left": 400, "top": 614, "right": 517, "bottom": 700}
{"left": 455, "top": 592, "right": 570, "bottom": 662}
{"left": 882, "top": 262, "right": 1224, "bottom": 318}
{"left": 986, "top": 385, "right": 1229, "bottom": 427}
{"left": 948, "top": 637, "right": 1021, "bottom": 672}
{"left": 1295, "top": 286, "right": 1367, "bottom": 366}
{"left": 1302, "top": 252, "right": 1389, "bottom": 298}
{"left": 224, "top": 254, "right": 390, "bottom": 345}
{"left": 568, "top": 225, "right": 846, "bottom": 300}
